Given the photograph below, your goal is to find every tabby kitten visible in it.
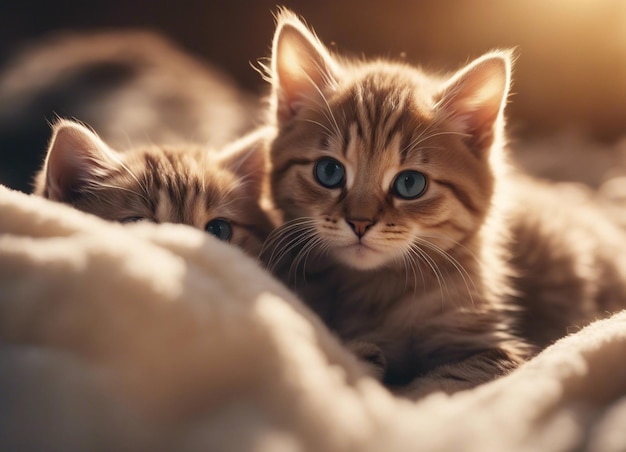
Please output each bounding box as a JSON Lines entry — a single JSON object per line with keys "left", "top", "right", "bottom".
{"left": 263, "top": 10, "right": 626, "bottom": 395}
{"left": 35, "top": 119, "right": 274, "bottom": 257}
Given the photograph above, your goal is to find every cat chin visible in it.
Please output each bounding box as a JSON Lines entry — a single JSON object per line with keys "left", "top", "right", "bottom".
{"left": 332, "top": 244, "right": 393, "bottom": 271}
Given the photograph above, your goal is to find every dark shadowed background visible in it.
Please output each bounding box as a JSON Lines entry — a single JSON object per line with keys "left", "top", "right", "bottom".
{"left": 2, "top": 0, "right": 626, "bottom": 191}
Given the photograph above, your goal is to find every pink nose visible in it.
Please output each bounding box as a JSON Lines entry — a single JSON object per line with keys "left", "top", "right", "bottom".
{"left": 347, "top": 218, "right": 375, "bottom": 238}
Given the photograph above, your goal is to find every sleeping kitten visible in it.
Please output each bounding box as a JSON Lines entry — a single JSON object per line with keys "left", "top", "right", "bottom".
{"left": 261, "top": 10, "right": 626, "bottom": 395}
{"left": 34, "top": 120, "right": 274, "bottom": 257}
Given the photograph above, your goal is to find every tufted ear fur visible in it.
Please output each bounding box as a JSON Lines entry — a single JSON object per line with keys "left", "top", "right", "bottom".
{"left": 434, "top": 51, "right": 512, "bottom": 156}
{"left": 38, "top": 120, "right": 119, "bottom": 202}
{"left": 270, "top": 9, "right": 339, "bottom": 123}
{"left": 216, "top": 127, "right": 272, "bottom": 199}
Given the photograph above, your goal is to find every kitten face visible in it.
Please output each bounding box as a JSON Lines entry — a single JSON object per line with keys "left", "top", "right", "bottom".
{"left": 35, "top": 120, "right": 273, "bottom": 257}
{"left": 268, "top": 12, "right": 509, "bottom": 271}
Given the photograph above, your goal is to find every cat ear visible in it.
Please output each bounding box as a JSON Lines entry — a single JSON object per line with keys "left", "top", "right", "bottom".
{"left": 270, "top": 9, "right": 339, "bottom": 122}
{"left": 42, "top": 120, "right": 118, "bottom": 202}
{"left": 218, "top": 128, "right": 269, "bottom": 198}
{"left": 434, "top": 50, "right": 512, "bottom": 156}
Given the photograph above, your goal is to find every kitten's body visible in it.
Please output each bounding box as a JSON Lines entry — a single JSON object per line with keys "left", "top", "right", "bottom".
{"left": 262, "top": 11, "right": 626, "bottom": 394}
{"left": 35, "top": 120, "right": 274, "bottom": 257}
{"left": 505, "top": 174, "right": 626, "bottom": 346}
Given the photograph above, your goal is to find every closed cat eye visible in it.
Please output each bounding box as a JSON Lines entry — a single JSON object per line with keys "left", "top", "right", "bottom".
{"left": 391, "top": 170, "right": 427, "bottom": 200}
{"left": 120, "top": 216, "right": 149, "bottom": 223}
{"left": 314, "top": 157, "right": 345, "bottom": 189}
{"left": 205, "top": 218, "right": 232, "bottom": 241}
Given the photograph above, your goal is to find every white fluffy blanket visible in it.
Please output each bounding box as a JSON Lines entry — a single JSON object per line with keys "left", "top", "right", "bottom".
{"left": 1, "top": 184, "right": 625, "bottom": 452}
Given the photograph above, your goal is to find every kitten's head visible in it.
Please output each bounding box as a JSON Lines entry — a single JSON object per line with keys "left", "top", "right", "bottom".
{"left": 35, "top": 120, "right": 273, "bottom": 257}
{"left": 266, "top": 10, "right": 511, "bottom": 271}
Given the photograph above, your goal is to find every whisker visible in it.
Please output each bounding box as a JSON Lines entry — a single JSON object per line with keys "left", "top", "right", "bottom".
{"left": 419, "top": 233, "right": 483, "bottom": 267}
{"left": 291, "top": 235, "right": 325, "bottom": 285}
{"left": 113, "top": 158, "right": 152, "bottom": 206}
{"left": 261, "top": 218, "right": 318, "bottom": 272}
{"left": 414, "top": 237, "right": 477, "bottom": 309}
{"left": 91, "top": 182, "right": 149, "bottom": 200}
{"left": 302, "top": 70, "right": 342, "bottom": 138}
{"left": 407, "top": 244, "right": 447, "bottom": 308}
{"left": 262, "top": 218, "right": 318, "bottom": 251}
{"left": 402, "top": 130, "right": 471, "bottom": 156}
{"left": 405, "top": 252, "right": 424, "bottom": 301}
{"left": 411, "top": 247, "right": 445, "bottom": 310}
{"left": 300, "top": 118, "right": 334, "bottom": 137}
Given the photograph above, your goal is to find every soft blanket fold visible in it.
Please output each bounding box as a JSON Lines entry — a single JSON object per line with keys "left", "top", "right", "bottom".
{"left": 0, "top": 184, "right": 625, "bottom": 452}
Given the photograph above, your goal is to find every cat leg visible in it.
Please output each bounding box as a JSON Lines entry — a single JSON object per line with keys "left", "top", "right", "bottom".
{"left": 395, "top": 347, "right": 526, "bottom": 399}
{"left": 345, "top": 340, "right": 387, "bottom": 380}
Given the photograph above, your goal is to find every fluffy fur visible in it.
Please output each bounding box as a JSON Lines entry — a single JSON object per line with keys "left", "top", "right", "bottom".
{"left": 34, "top": 120, "right": 274, "bottom": 257}
{"left": 262, "top": 9, "right": 626, "bottom": 394}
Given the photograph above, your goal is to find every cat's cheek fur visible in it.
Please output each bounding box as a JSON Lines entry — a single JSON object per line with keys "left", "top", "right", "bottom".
{"left": 231, "top": 233, "right": 261, "bottom": 259}
{"left": 276, "top": 180, "right": 338, "bottom": 221}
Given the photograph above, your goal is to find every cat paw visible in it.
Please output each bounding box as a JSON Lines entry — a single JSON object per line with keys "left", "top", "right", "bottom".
{"left": 394, "top": 375, "right": 475, "bottom": 399}
{"left": 345, "top": 340, "right": 387, "bottom": 380}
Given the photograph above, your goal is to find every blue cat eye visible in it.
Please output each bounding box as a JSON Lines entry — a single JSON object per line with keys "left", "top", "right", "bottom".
{"left": 205, "top": 218, "right": 232, "bottom": 241}
{"left": 392, "top": 170, "right": 428, "bottom": 200}
{"left": 314, "top": 157, "right": 345, "bottom": 189}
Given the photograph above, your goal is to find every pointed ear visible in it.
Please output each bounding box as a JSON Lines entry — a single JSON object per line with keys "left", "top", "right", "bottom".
{"left": 434, "top": 51, "right": 512, "bottom": 156}
{"left": 270, "top": 9, "right": 339, "bottom": 122}
{"left": 41, "top": 120, "right": 118, "bottom": 202}
{"left": 218, "top": 128, "right": 269, "bottom": 198}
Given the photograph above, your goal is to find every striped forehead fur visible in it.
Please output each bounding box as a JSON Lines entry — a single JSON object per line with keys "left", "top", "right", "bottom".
{"left": 108, "top": 146, "right": 231, "bottom": 224}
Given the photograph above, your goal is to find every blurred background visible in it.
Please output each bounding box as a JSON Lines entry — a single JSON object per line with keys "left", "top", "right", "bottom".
{"left": 2, "top": 0, "right": 626, "bottom": 192}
